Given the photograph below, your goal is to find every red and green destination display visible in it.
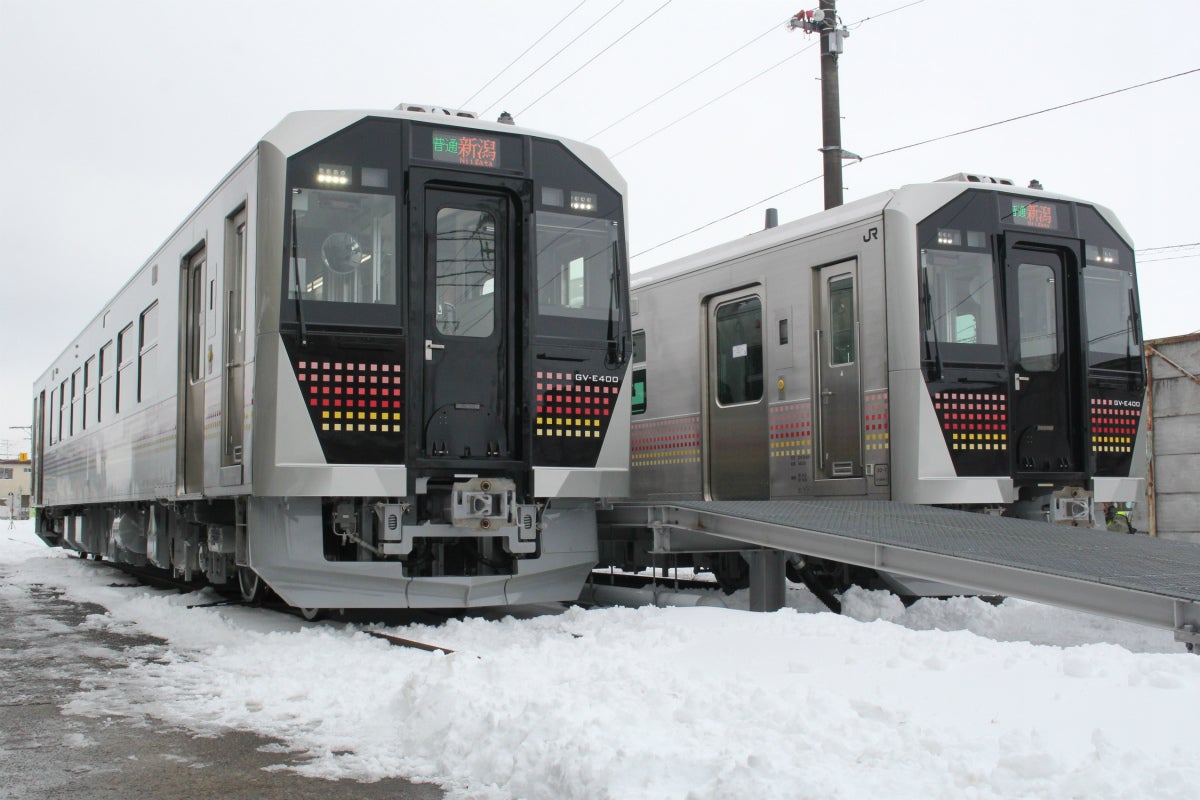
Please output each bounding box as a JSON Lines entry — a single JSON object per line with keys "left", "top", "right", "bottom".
{"left": 432, "top": 131, "right": 500, "bottom": 168}
{"left": 1008, "top": 198, "right": 1063, "bottom": 231}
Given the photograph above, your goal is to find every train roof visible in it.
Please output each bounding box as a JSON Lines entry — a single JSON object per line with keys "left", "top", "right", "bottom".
{"left": 631, "top": 179, "right": 1132, "bottom": 290}
{"left": 37, "top": 108, "right": 625, "bottom": 385}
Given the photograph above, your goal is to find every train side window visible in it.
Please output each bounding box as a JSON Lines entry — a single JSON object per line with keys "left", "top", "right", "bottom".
{"left": 68, "top": 372, "right": 79, "bottom": 436}
{"left": 58, "top": 380, "right": 67, "bottom": 440}
{"left": 117, "top": 324, "right": 136, "bottom": 413}
{"left": 98, "top": 341, "right": 114, "bottom": 422}
{"left": 48, "top": 388, "right": 56, "bottom": 445}
{"left": 139, "top": 302, "right": 159, "bottom": 402}
{"left": 632, "top": 330, "right": 646, "bottom": 415}
{"left": 82, "top": 356, "right": 95, "bottom": 431}
{"left": 714, "top": 297, "right": 764, "bottom": 406}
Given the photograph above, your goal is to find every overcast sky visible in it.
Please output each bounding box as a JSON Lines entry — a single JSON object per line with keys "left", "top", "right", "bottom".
{"left": 2, "top": 0, "right": 1197, "bottom": 444}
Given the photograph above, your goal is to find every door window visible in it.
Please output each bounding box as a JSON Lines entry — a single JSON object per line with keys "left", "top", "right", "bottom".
{"left": 434, "top": 207, "right": 496, "bottom": 338}
{"left": 1016, "top": 262, "right": 1060, "bottom": 372}
{"left": 714, "top": 297, "right": 763, "bottom": 406}
{"left": 828, "top": 275, "right": 856, "bottom": 366}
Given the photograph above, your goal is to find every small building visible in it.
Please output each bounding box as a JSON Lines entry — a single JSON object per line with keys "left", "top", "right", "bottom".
{"left": 0, "top": 455, "right": 33, "bottom": 520}
{"left": 1138, "top": 333, "right": 1200, "bottom": 543}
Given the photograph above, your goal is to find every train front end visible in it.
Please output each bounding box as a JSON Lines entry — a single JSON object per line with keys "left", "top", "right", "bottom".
{"left": 250, "top": 110, "right": 631, "bottom": 609}
{"left": 889, "top": 180, "right": 1145, "bottom": 524}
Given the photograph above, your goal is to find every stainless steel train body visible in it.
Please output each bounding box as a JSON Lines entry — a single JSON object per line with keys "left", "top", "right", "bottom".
{"left": 31, "top": 108, "right": 632, "bottom": 610}
{"left": 626, "top": 177, "right": 1145, "bottom": 521}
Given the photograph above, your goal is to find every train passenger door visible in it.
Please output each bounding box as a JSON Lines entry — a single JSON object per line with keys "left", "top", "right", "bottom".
{"left": 1004, "top": 241, "right": 1082, "bottom": 475}
{"left": 415, "top": 181, "right": 516, "bottom": 463}
{"left": 705, "top": 289, "right": 768, "bottom": 499}
{"left": 813, "top": 261, "right": 862, "bottom": 479}
{"left": 221, "top": 210, "right": 247, "bottom": 482}
{"left": 180, "top": 247, "right": 206, "bottom": 495}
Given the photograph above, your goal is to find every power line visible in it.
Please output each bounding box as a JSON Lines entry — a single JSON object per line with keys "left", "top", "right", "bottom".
{"left": 633, "top": 66, "right": 1200, "bottom": 262}
{"left": 864, "top": 67, "right": 1200, "bottom": 161}
{"left": 608, "top": 1, "right": 923, "bottom": 159}
{"left": 516, "top": 0, "right": 677, "bottom": 117}
{"left": 1137, "top": 242, "right": 1200, "bottom": 254}
{"left": 587, "top": 18, "right": 788, "bottom": 141}
{"left": 460, "top": 1, "right": 588, "bottom": 109}
{"left": 481, "top": 0, "right": 628, "bottom": 116}
{"left": 1139, "top": 253, "right": 1200, "bottom": 264}
{"left": 613, "top": 44, "right": 815, "bottom": 158}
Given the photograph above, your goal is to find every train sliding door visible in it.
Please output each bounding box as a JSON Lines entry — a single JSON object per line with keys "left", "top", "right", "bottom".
{"left": 179, "top": 247, "right": 206, "bottom": 495}
{"left": 1004, "top": 240, "right": 1082, "bottom": 475}
{"left": 813, "top": 260, "right": 862, "bottom": 480}
{"left": 705, "top": 289, "right": 768, "bottom": 499}
{"left": 414, "top": 178, "right": 517, "bottom": 464}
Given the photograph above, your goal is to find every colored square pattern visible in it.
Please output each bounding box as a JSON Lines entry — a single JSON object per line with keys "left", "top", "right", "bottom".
{"left": 297, "top": 360, "right": 403, "bottom": 434}
{"left": 769, "top": 401, "right": 812, "bottom": 458}
{"left": 864, "top": 390, "right": 890, "bottom": 452}
{"left": 1091, "top": 398, "right": 1139, "bottom": 454}
{"left": 935, "top": 391, "right": 1008, "bottom": 451}
{"left": 631, "top": 415, "right": 701, "bottom": 467}
{"left": 535, "top": 371, "right": 616, "bottom": 439}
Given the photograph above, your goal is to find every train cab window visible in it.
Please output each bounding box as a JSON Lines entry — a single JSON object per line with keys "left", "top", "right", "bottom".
{"left": 434, "top": 207, "right": 496, "bottom": 337}
{"left": 1084, "top": 266, "right": 1139, "bottom": 372}
{"left": 921, "top": 249, "right": 1001, "bottom": 360}
{"left": 714, "top": 297, "right": 763, "bottom": 406}
{"left": 1016, "top": 263, "right": 1060, "bottom": 372}
{"left": 288, "top": 189, "right": 397, "bottom": 306}
{"left": 536, "top": 212, "right": 619, "bottom": 321}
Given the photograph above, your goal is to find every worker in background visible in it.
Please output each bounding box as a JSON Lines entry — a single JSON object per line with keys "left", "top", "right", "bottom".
{"left": 1104, "top": 502, "right": 1136, "bottom": 534}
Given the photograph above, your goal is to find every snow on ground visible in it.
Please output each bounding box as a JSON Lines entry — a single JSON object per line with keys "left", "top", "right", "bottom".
{"left": 3, "top": 519, "right": 1197, "bottom": 799}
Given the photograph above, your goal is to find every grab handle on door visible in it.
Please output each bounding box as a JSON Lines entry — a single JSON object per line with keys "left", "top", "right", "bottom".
{"left": 425, "top": 339, "right": 445, "bottom": 361}
{"left": 1014, "top": 372, "right": 1031, "bottom": 391}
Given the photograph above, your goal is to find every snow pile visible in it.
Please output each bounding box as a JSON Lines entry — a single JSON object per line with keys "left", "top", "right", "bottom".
{"left": 3, "top": 521, "right": 1196, "bottom": 799}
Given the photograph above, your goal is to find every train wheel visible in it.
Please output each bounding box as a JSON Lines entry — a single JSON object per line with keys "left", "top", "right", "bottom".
{"left": 237, "top": 567, "right": 266, "bottom": 604}
{"left": 298, "top": 607, "right": 326, "bottom": 622}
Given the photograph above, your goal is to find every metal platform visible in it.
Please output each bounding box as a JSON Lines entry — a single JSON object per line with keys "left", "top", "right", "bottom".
{"left": 599, "top": 500, "right": 1200, "bottom": 647}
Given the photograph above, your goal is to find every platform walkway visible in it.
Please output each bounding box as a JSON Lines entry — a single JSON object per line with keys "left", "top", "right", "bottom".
{"left": 600, "top": 500, "right": 1200, "bottom": 648}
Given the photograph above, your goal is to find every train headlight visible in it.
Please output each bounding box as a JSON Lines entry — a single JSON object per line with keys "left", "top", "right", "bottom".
{"left": 570, "top": 191, "right": 597, "bottom": 212}
{"left": 316, "top": 164, "right": 351, "bottom": 186}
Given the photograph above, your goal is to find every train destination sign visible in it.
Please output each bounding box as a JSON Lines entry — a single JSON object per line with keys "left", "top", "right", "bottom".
{"left": 1005, "top": 197, "right": 1065, "bottom": 231}
{"left": 432, "top": 130, "right": 500, "bottom": 168}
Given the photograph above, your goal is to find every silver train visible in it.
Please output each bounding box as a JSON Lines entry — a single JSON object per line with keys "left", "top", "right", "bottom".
{"left": 621, "top": 175, "right": 1144, "bottom": 531}
{"left": 31, "top": 107, "right": 632, "bottom": 612}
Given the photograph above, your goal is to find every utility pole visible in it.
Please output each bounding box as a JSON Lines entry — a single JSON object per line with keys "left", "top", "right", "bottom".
{"left": 791, "top": 2, "right": 856, "bottom": 210}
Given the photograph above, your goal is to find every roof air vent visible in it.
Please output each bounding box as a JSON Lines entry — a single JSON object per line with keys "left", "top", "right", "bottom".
{"left": 394, "top": 103, "right": 478, "bottom": 119}
{"left": 937, "top": 172, "right": 1015, "bottom": 185}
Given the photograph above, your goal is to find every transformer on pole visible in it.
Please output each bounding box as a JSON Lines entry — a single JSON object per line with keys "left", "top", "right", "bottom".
{"left": 790, "top": 1, "right": 858, "bottom": 209}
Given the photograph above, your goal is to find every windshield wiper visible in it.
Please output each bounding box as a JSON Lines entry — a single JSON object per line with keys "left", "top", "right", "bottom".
{"left": 921, "top": 269, "right": 944, "bottom": 381}
{"left": 605, "top": 242, "right": 627, "bottom": 368}
{"left": 291, "top": 207, "right": 308, "bottom": 347}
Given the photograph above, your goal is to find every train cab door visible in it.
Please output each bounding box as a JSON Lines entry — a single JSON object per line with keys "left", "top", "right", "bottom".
{"left": 813, "top": 261, "right": 863, "bottom": 480}
{"left": 1003, "top": 239, "right": 1083, "bottom": 476}
{"left": 413, "top": 177, "right": 518, "bottom": 465}
{"left": 704, "top": 288, "right": 769, "bottom": 499}
{"left": 179, "top": 246, "right": 206, "bottom": 495}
